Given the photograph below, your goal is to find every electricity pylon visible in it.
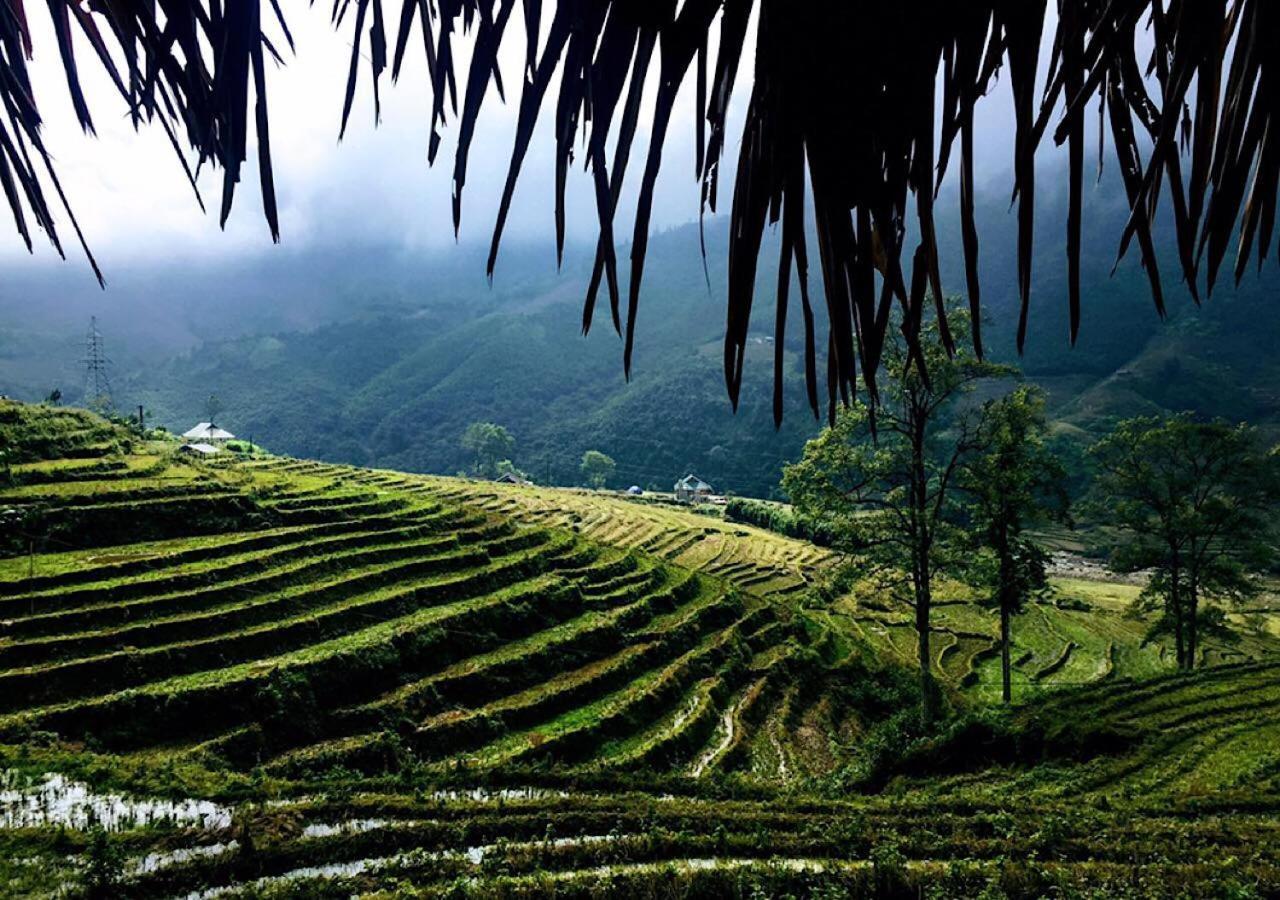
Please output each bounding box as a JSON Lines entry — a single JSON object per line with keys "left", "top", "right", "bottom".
{"left": 82, "top": 316, "right": 113, "bottom": 412}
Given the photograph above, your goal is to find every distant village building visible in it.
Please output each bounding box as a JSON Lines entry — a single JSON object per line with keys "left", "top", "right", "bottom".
{"left": 494, "top": 472, "right": 533, "bottom": 486}
{"left": 673, "top": 474, "right": 714, "bottom": 503}
{"left": 179, "top": 442, "right": 221, "bottom": 456}
{"left": 182, "top": 422, "right": 235, "bottom": 443}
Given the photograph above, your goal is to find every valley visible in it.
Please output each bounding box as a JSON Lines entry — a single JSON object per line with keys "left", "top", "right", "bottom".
{"left": 6, "top": 175, "right": 1280, "bottom": 500}
{"left": 2, "top": 2, "right": 1279, "bottom": 896}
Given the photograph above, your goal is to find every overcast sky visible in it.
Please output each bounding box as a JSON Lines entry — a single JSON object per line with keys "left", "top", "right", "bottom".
{"left": 4, "top": 5, "right": 1057, "bottom": 280}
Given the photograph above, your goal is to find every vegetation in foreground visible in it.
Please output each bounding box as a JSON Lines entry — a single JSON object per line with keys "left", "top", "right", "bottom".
{"left": 783, "top": 313, "right": 1278, "bottom": 725}
{"left": 1, "top": 399, "right": 1278, "bottom": 898}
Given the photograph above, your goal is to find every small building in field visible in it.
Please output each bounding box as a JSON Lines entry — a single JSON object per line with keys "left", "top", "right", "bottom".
{"left": 494, "top": 472, "right": 533, "bottom": 486}
{"left": 673, "top": 474, "right": 714, "bottom": 503}
{"left": 179, "top": 442, "right": 221, "bottom": 456}
{"left": 182, "top": 422, "right": 235, "bottom": 443}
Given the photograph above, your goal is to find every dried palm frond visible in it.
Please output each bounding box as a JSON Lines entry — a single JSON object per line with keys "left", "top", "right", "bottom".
{"left": 4, "top": 0, "right": 1278, "bottom": 423}
{"left": 0, "top": 0, "right": 287, "bottom": 281}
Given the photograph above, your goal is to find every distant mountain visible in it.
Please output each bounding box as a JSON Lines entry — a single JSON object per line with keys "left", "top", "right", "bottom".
{"left": 124, "top": 225, "right": 822, "bottom": 497}
{"left": 935, "top": 163, "right": 1280, "bottom": 439}
{"left": 3, "top": 165, "right": 1276, "bottom": 497}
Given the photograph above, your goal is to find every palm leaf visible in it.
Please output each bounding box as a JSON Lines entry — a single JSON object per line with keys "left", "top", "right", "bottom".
{"left": 4, "top": 0, "right": 1278, "bottom": 419}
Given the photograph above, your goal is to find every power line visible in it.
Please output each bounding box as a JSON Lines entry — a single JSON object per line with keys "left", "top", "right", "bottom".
{"left": 82, "top": 316, "right": 113, "bottom": 412}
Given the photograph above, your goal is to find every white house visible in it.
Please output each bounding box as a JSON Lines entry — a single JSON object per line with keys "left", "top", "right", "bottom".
{"left": 178, "top": 442, "right": 221, "bottom": 456}
{"left": 182, "top": 422, "right": 235, "bottom": 443}
{"left": 673, "top": 474, "right": 714, "bottom": 503}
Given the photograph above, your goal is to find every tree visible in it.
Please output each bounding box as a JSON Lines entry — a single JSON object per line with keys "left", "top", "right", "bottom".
{"left": 1090, "top": 416, "right": 1280, "bottom": 669}
{"left": 461, "top": 423, "right": 515, "bottom": 479}
{"left": 83, "top": 827, "right": 124, "bottom": 898}
{"left": 205, "top": 394, "right": 223, "bottom": 425}
{"left": 782, "top": 312, "right": 1011, "bottom": 722}
{"left": 580, "top": 450, "right": 616, "bottom": 490}
{"left": 495, "top": 459, "right": 527, "bottom": 481}
{"left": 959, "top": 386, "right": 1070, "bottom": 703}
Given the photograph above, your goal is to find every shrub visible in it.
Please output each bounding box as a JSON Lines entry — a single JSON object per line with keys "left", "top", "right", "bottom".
{"left": 81, "top": 828, "right": 123, "bottom": 898}
{"left": 724, "top": 497, "right": 835, "bottom": 546}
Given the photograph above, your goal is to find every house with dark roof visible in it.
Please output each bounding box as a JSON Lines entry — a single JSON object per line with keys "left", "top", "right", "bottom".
{"left": 494, "top": 472, "right": 533, "bottom": 486}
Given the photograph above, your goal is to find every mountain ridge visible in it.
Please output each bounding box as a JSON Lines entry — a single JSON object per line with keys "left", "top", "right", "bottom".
{"left": 2, "top": 168, "right": 1277, "bottom": 496}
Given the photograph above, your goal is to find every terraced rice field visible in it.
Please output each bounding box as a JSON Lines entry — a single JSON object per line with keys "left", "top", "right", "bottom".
{"left": 0, "top": 451, "right": 841, "bottom": 785}
{"left": 426, "top": 480, "right": 829, "bottom": 597}
{"left": 424, "top": 478, "right": 1280, "bottom": 704}
{"left": 6, "top": 764, "right": 1279, "bottom": 898}
{"left": 904, "top": 659, "right": 1280, "bottom": 806}
{"left": 2, "top": 402, "right": 1278, "bottom": 897}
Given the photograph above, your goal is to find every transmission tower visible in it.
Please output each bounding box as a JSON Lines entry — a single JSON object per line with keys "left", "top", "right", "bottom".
{"left": 82, "top": 316, "right": 113, "bottom": 412}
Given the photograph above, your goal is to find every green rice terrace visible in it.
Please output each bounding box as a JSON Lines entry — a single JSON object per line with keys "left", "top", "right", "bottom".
{"left": 2, "top": 399, "right": 1279, "bottom": 898}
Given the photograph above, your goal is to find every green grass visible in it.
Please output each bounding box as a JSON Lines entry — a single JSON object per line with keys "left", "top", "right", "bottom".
{"left": 0, "top": 400, "right": 133, "bottom": 463}
{"left": 1050, "top": 576, "right": 1143, "bottom": 610}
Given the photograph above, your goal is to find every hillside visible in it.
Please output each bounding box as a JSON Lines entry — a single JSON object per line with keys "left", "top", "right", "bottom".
{"left": 122, "top": 228, "right": 820, "bottom": 497}
{"left": 2, "top": 401, "right": 1279, "bottom": 897}
{"left": 4, "top": 168, "right": 1278, "bottom": 499}
{"left": 122, "top": 202, "right": 1280, "bottom": 496}
{"left": 0, "top": 402, "right": 134, "bottom": 465}
{"left": 435, "top": 479, "right": 1280, "bottom": 703}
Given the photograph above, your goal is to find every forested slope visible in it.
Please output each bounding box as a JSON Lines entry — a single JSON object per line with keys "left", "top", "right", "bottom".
{"left": 3, "top": 167, "right": 1277, "bottom": 498}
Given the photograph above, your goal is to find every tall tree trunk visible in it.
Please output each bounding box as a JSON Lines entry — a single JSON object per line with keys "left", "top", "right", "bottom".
{"left": 1000, "top": 601, "right": 1012, "bottom": 704}
{"left": 1187, "top": 576, "right": 1199, "bottom": 669}
{"left": 910, "top": 411, "right": 936, "bottom": 725}
{"left": 915, "top": 560, "right": 935, "bottom": 725}
{"left": 1170, "top": 555, "right": 1185, "bottom": 669}
{"left": 998, "top": 534, "right": 1014, "bottom": 704}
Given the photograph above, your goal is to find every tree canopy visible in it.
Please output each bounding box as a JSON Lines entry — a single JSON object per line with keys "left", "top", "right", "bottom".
{"left": 461, "top": 421, "right": 516, "bottom": 478}
{"left": 782, "top": 311, "right": 1011, "bottom": 720}
{"left": 5, "top": 1, "right": 1278, "bottom": 418}
{"left": 1089, "top": 415, "right": 1280, "bottom": 668}
{"left": 959, "top": 385, "right": 1070, "bottom": 702}
{"left": 580, "top": 450, "right": 616, "bottom": 489}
